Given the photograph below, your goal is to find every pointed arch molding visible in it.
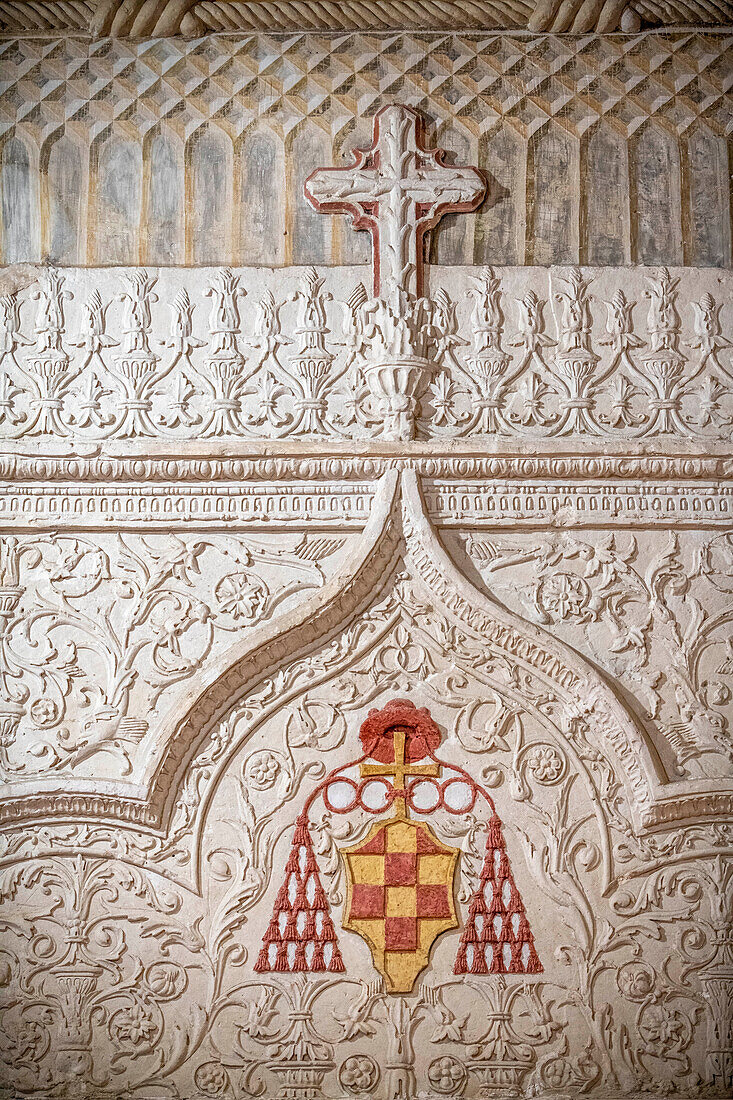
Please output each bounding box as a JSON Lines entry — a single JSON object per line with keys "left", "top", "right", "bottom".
{"left": 0, "top": 472, "right": 729, "bottom": 835}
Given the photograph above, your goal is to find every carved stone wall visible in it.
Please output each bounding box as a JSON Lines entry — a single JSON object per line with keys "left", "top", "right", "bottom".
{"left": 1, "top": 32, "right": 732, "bottom": 268}
{"left": 0, "top": 24, "right": 732, "bottom": 1100}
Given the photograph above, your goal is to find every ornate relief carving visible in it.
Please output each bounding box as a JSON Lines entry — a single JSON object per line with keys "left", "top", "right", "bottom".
{"left": 0, "top": 530, "right": 354, "bottom": 781}
{"left": 0, "top": 473, "right": 729, "bottom": 1096}
{"left": 2, "top": 265, "right": 731, "bottom": 445}
{"left": 0, "top": 56, "right": 731, "bottom": 1100}
{"left": 1, "top": 33, "right": 731, "bottom": 268}
{"left": 456, "top": 527, "right": 733, "bottom": 781}
{"left": 1, "top": 0, "right": 727, "bottom": 35}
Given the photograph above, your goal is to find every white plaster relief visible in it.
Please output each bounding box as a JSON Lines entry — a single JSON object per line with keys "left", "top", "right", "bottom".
{"left": 1, "top": 264, "right": 731, "bottom": 445}
{"left": 0, "top": 472, "right": 730, "bottom": 1100}
{"left": 0, "top": 531, "right": 355, "bottom": 781}
{"left": 448, "top": 527, "right": 733, "bottom": 782}
{"left": 0, "top": 90, "right": 731, "bottom": 1100}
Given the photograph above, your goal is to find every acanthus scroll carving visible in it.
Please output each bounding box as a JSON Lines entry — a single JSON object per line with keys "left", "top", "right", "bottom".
{"left": 0, "top": 60, "right": 732, "bottom": 1100}
{"left": 0, "top": 467, "right": 729, "bottom": 1098}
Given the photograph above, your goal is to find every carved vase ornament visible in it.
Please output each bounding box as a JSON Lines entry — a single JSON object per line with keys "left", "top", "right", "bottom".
{"left": 306, "top": 106, "right": 486, "bottom": 440}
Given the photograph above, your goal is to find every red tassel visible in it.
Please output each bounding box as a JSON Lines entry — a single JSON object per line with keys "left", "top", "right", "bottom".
{"left": 319, "top": 918, "right": 337, "bottom": 943}
{"left": 489, "top": 889, "right": 506, "bottom": 916}
{"left": 292, "top": 880, "right": 309, "bottom": 911}
{"left": 515, "top": 914, "right": 531, "bottom": 943}
{"left": 283, "top": 910, "right": 299, "bottom": 941}
{"left": 498, "top": 915, "right": 514, "bottom": 946}
{"left": 254, "top": 812, "right": 344, "bottom": 977}
{"left": 304, "top": 848, "right": 319, "bottom": 874}
{"left": 274, "top": 881, "right": 291, "bottom": 911}
{"left": 480, "top": 851, "right": 497, "bottom": 882}
{"left": 487, "top": 815, "right": 505, "bottom": 850}
{"left": 507, "top": 881, "right": 524, "bottom": 913}
{"left": 254, "top": 945, "right": 271, "bottom": 972}
{"left": 468, "top": 892, "right": 488, "bottom": 916}
{"left": 328, "top": 945, "right": 345, "bottom": 972}
{"left": 453, "top": 811, "right": 542, "bottom": 976}
{"left": 312, "top": 884, "right": 329, "bottom": 910}
{"left": 263, "top": 916, "right": 282, "bottom": 944}
{"left": 525, "top": 942, "right": 543, "bottom": 973}
{"left": 454, "top": 944, "right": 469, "bottom": 974}
{"left": 471, "top": 947, "right": 488, "bottom": 974}
{"left": 489, "top": 944, "right": 506, "bottom": 974}
{"left": 480, "top": 918, "right": 497, "bottom": 944}
{"left": 285, "top": 846, "right": 302, "bottom": 874}
{"left": 460, "top": 922, "right": 479, "bottom": 945}
{"left": 293, "top": 941, "right": 308, "bottom": 971}
{"left": 274, "top": 941, "right": 290, "bottom": 972}
{"left": 508, "top": 942, "right": 524, "bottom": 973}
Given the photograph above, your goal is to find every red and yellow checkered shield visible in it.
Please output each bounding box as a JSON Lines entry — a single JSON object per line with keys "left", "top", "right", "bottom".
{"left": 341, "top": 815, "right": 459, "bottom": 993}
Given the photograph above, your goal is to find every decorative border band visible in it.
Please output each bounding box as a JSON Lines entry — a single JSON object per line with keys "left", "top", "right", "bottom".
{"left": 2, "top": 479, "right": 730, "bottom": 529}
{"left": 1, "top": 454, "right": 730, "bottom": 484}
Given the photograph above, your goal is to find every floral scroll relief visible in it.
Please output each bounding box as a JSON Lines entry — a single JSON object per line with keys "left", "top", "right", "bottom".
{"left": 0, "top": 531, "right": 351, "bottom": 779}
{"left": 2, "top": 575, "right": 719, "bottom": 1098}
{"left": 0, "top": 482, "right": 730, "bottom": 1097}
{"left": 456, "top": 528, "right": 733, "bottom": 780}
{"left": 1, "top": 265, "right": 731, "bottom": 444}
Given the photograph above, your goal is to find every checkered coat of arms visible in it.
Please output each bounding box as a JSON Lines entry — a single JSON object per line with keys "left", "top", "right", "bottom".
{"left": 255, "top": 699, "right": 541, "bottom": 992}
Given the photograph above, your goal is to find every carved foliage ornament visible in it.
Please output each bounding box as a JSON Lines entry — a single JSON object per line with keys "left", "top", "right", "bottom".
{"left": 305, "top": 105, "right": 487, "bottom": 439}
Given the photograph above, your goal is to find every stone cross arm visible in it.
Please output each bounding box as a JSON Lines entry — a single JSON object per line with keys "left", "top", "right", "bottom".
{"left": 304, "top": 106, "right": 486, "bottom": 299}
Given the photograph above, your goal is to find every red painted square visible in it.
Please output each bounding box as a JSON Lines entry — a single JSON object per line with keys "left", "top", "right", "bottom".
{"left": 384, "top": 853, "right": 417, "bottom": 886}
{"left": 417, "top": 884, "right": 452, "bottom": 918}
{"left": 385, "top": 916, "right": 417, "bottom": 951}
{"left": 416, "top": 829, "right": 443, "bottom": 854}
{"left": 358, "top": 831, "right": 386, "bottom": 855}
{"left": 350, "top": 884, "right": 385, "bottom": 918}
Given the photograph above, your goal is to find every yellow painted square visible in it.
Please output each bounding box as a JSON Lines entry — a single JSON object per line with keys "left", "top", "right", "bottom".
{"left": 348, "top": 854, "right": 385, "bottom": 884}
{"left": 385, "top": 952, "right": 419, "bottom": 992}
{"left": 386, "top": 886, "right": 417, "bottom": 917}
{"left": 352, "top": 919, "right": 386, "bottom": 952}
{"left": 418, "top": 854, "right": 454, "bottom": 884}
{"left": 419, "top": 919, "right": 451, "bottom": 947}
{"left": 387, "top": 821, "right": 417, "bottom": 853}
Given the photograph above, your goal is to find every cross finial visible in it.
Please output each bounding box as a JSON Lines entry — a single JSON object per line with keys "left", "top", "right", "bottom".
{"left": 304, "top": 106, "right": 486, "bottom": 300}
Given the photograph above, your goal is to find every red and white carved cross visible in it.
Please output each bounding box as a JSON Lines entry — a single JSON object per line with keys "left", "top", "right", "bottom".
{"left": 304, "top": 106, "right": 486, "bottom": 300}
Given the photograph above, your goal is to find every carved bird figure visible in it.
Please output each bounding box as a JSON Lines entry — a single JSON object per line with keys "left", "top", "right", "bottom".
{"left": 63, "top": 706, "right": 149, "bottom": 770}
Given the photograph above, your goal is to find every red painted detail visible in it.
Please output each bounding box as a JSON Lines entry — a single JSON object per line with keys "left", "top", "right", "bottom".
{"left": 416, "top": 827, "right": 445, "bottom": 854}
{"left": 385, "top": 916, "right": 418, "bottom": 951}
{"left": 453, "top": 814, "right": 542, "bottom": 976}
{"left": 257, "top": 700, "right": 541, "bottom": 983}
{"left": 359, "top": 698, "right": 442, "bottom": 763}
{"left": 303, "top": 105, "right": 486, "bottom": 297}
{"left": 416, "top": 884, "right": 453, "bottom": 918}
{"left": 254, "top": 813, "right": 344, "bottom": 974}
{"left": 351, "top": 884, "right": 386, "bottom": 918}
{"left": 384, "top": 852, "right": 417, "bottom": 886}
{"left": 358, "top": 830, "right": 386, "bottom": 854}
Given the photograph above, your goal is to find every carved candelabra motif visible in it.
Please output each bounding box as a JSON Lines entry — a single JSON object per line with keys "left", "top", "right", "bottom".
{"left": 1, "top": 264, "right": 730, "bottom": 445}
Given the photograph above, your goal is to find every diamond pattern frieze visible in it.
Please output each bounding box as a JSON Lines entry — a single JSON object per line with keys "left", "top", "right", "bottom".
{"left": 1, "top": 31, "right": 730, "bottom": 265}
